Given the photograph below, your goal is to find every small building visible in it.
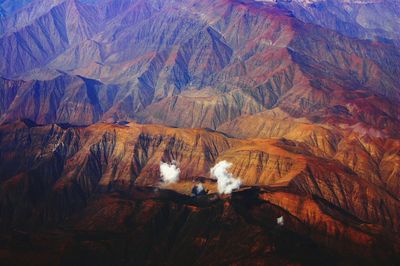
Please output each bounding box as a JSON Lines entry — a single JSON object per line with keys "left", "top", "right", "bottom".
{"left": 191, "top": 183, "right": 208, "bottom": 196}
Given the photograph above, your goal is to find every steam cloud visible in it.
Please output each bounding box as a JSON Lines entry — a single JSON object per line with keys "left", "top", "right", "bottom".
{"left": 277, "top": 216, "right": 284, "bottom": 226}
{"left": 160, "top": 161, "right": 180, "bottom": 184}
{"left": 210, "top": 160, "right": 241, "bottom": 194}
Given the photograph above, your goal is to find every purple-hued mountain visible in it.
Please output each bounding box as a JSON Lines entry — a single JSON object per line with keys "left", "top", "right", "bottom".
{"left": 0, "top": 0, "right": 399, "bottom": 131}
{"left": 278, "top": 0, "right": 400, "bottom": 46}
{"left": 0, "top": 1, "right": 400, "bottom": 265}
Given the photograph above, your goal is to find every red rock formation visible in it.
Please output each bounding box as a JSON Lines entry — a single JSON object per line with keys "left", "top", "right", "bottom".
{"left": 0, "top": 0, "right": 399, "bottom": 131}
{"left": 0, "top": 120, "right": 399, "bottom": 239}
{"left": 0, "top": 0, "right": 399, "bottom": 264}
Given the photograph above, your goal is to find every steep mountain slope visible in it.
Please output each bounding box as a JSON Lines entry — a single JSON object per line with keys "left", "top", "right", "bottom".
{"left": 277, "top": 0, "right": 400, "bottom": 46}
{"left": 0, "top": 1, "right": 400, "bottom": 264}
{"left": 0, "top": 121, "right": 399, "bottom": 235}
{"left": 0, "top": 0, "right": 399, "bottom": 131}
{"left": 0, "top": 0, "right": 100, "bottom": 76}
{"left": 0, "top": 0, "right": 32, "bottom": 18}
{"left": 219, "top": 108, "right": 400, "bottom": 196}
{"left": 0, "top": 75, "right": 118, "bottom": 125}
{"left": 3, "top": 189, "right": 396, "bottom": 266}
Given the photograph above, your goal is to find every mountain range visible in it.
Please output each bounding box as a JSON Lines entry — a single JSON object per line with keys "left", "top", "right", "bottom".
{"left": 0, "top": 0, "right": 399, "bottom": 265}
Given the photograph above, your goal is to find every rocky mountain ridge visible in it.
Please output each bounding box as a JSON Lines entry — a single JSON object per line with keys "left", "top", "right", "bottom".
{"left": 1, "top": 120, "right": 399, "bottom": 232}
{"left": 1, "top": 0, "right": 399, "bottom": 134}
{"left": 0, "top": 1, "right": 399, "bottom": 264}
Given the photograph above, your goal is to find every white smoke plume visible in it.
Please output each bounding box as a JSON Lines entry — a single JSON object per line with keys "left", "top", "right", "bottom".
{"left": 160, "top": 161, "right": 180, "bottom": 184}
{"left": 210, "top": 160, "right": 241, "bottom": 194}
{"left": 277, "top": 216, "right": 284, "bottom": 226}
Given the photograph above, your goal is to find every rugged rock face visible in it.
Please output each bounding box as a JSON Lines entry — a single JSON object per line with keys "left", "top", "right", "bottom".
{"left": 0, "top": 0, "right": 400, "bottom": 264}
{"left": 0, "top": 0, "right": 399, "bottom": 131}
{"left": 3, "top": 189, "right": 396, "bottom": 266}
{"left": 0, "top": 121, "right": 399, "bottom": 247}
{"left": 277, "top": 0, "right": 400, "bottom": 46}
{"left": 0, "top": 75, "right": 118, "bottom": 125}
